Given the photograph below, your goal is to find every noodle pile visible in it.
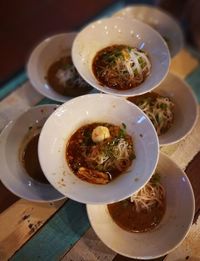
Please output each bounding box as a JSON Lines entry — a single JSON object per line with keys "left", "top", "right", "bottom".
{"left": 130, "top": 173, "right": 165, "bottom": 212}
{"left": 129, "top": 94, "right": 174, "bottom": 135}
{"left": 93, "top": 45, "right": 151, "bottom": 90}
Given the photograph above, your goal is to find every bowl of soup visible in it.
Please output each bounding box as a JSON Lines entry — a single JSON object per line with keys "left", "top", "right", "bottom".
{"left": 0, "top": 105, "right": 64, "bottom": 202}
{"left": 128, "top": 72, "right": 199, "bottom": 145}
{"left": 72, "top": 16, "right": 170, "bottom": 97}
{"left": 87, "top": 152, "right": 195, "bottom": 259}
{"left": 113, "top": 4, "right": 184, "bottom": 57}
{"left": 27, "top": 32, "right": 93, "bottom": 103}
{"left": 38, "top": 94, "right": 159, "bottom": 204}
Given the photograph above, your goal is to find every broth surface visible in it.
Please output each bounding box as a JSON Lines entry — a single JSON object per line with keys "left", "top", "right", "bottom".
{"left": 22, "top": 134, "right": 49, "bottom": 184}
{"left": 46, "top": 56, "right": 92, "bottom": 97}
{"left": 92, "top": 45, "right": 151, "bottom": 90}
{"left": 108, "top": 197, "right": 166, "bottom": 233}
{"left": 66, "top": 123, "right": 135, "bottom": 184}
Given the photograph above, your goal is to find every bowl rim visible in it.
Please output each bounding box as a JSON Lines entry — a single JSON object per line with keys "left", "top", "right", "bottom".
{"left": 127, "top": 72, "right": 199, "bottom": 146}
{"left": 112, "top": 4, "right": 184, "bottom": 57}
{"left": 158, "top": 72, "right": 199, "bottom": 146}
{"left": 86, "top": 152, "right": 195, "bottom": 259}
{"left": 38, "top": 93, "right": 159, "bottom": 204}
{"left": 26, "top": 31, "right": 80, "bottom": 103}
{"left": 72, "top": 16, "right": 171, "bottom": 97}
{"left": 0, "top": 104, "right": 65, "bottom": 202}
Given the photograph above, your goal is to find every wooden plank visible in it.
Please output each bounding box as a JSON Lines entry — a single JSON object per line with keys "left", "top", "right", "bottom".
{"left": 0, "top": 181, "right": 19, "bottom": 214}
{"left": 61, "top": 228, "right": 116, "bottom": 261}
{"left": 0, "top": 81, "right": 43, "bottom": 131}
{"left": 0, "top": 199, "right": 66, "bottom": 261}
{"left": 170, "top": 48, "right": 199, "bottom": 78}
{"left": 186, "top": 67, "right": 200, "bottom": 103}
{"left": 0, "top": 72, "right": 27, "bottom": 100}
{"left": 164, "top": 216, "right": 200, "bottom": 260}
{"left": 10, "top": 200, "right": 90, "bottom": 261}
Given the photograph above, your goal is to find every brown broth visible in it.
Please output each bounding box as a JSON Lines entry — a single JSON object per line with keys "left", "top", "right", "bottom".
{"left": 66, "top": 123, "right": 135, "bottom": 184}
{"left": 108, "top": 196, "right": 166, "bottom": 233}
{"left": 92, "top": 45, "right": 150, "bottom": 90}
{"left": 46, "top": 56, "right": 92, "bottom": 97}
{"left": 22, "top": 134, "right": 49, "bottom": 184}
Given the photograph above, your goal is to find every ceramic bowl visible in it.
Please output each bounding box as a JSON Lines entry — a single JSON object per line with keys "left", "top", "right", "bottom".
{"left": 113, "top": 5, "right": 184, "bottom": 57}
{"left": 38, "top": 94, "right": 159, "bottom": 204}
{"left": 128, "top": 72, "right": 198, "bottom": 146}
{"left": 27, "top": 32, "right": 94, "bottom": 103}
{"left": 87, "top": 152, "right": 195, "bottom": 259}
{"left": 0, "top": 105, "right": 64, "bottom": 202}
{"left": 72, "top": 16, "right": 170, "bottom": 97}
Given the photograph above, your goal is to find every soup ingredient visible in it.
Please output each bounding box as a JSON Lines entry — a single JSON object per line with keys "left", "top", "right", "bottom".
{"left": 46, "top": 56, "right": 92, "bottom": 97}
{"left": 92, "top": 126, "right": 110, "bottom": 143}
{"left": 128, "top": 92, "right": 174, "bottom": 135}
{"left": 108, "top": 173, "right": 166, "bottom": 232}
{"left": 66, "top": 123, "right": 135, "bottom": 184}
{"left": 92, "top": 44, "right": 151, "bottom": 90}
{"left": 21, "top": 134, "right": 49, "bottom": 184}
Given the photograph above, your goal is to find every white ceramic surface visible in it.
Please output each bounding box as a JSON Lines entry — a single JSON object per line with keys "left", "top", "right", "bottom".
{"left": 27, "top": 32, "right": 94, "bottom": 102}
{"left": 72, "top": 17, "right": 170, "bottom": 97}
{"left": 113, "top": 5, "right": 184, "bottom": 57}
{"left": 87, "top": 152, "right": 195, "bottom": 259}
{"left": 38, "top": 94, "right": 159, "bottom": 204}
{"left": 0, "top": 105, "right": 64, "bottom": 202}
{"left": 153, "top": 73, "right": 198, "bottom": 145}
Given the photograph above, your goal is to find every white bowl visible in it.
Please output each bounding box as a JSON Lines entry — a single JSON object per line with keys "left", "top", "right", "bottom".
{"left": 27, "top": 32, "right": 94, "bottom": 103}
{"left": 154, "top": 73, "right": 198, "bottom": 145}
{"left": 0, "top": 105, "right": 64, "bottom": 202}
{"left": 72, "top": 17, "right": 170, "bottom": 97}
{"left": 38, "top": 94, "right": 159, "bottom": 204}
{"left": 87, "top": 152, "right": 195, "bottom": 259}
{"left": 113, "top": 5, "right": 184, "bottom": 57}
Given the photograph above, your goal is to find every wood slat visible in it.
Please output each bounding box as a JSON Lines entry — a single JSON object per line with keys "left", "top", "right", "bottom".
{"left": 0, "top": 181, "right": 19, "bottom": 214}
{"left": 10, "top": 200, "right": 90, "bottom": 261}
{"left": 170, "top": 48, "right": 199, "bottom": 78}
{"left": 0, "top": 81, "right": 43, "bottom": 132}
{"left": 0, "top": 199, "right": 66, "bottom": 261}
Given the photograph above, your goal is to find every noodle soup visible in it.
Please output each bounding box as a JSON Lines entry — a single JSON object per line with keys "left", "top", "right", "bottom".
{"left": 128, "top": 93, "right": 175, "bottom": 136}
{"left": 92, "top": 45, "right": 151, "bottom": 90}
{"left": 108, "top": 173, "right": 166, "bottom": 232}
{"left": 66, "top": 122, "right": 135, "bottom": 185}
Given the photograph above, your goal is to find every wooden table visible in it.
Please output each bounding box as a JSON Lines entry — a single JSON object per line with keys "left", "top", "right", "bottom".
{"left": 0, "top": 3, "right": 200, "bottom": 261}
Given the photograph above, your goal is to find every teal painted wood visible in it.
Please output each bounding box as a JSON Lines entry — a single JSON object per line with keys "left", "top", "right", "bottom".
{"left": 186, "top": 66, "right": 200, "bottom": 103}
{"left": 37, "top": 97, "right": 62, "bottom": 106}
{"left": 0, "top": 71, "right": 27, "bottom": 100}
{"left": 11, "top": 200, "right": 90, "bottom": 261}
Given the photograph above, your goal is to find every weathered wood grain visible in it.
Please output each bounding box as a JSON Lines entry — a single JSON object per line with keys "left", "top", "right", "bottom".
{"left": 0, "top": 199, "right": 66, "bottom": 261}
{"left": 170, "top": 48, "right": 199, "bottom": 78}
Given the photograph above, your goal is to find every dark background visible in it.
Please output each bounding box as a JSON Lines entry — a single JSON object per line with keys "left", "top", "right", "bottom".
{"left": 0, "top": 0, "right": 200, "bottom": 86}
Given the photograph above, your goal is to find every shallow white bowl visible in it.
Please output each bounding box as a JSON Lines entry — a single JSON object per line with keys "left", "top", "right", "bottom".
{"left": 72, "top": 17, "right": 170, "bottom": 97}
{"left": 27, "top": 32, "right": 94, "bottom": 102}
{"left": 0, "top": 105, "right": 64, "bottom": 202}
{"left": 38, "top": 94, "right": 159, "bottom": 204}
{"left": 154, "top": 73, "right": 198, "bottom": 145}
{"left": 113, "top": 5, "right": 184, "bottom": 57}
{"left": 87, "top": 152, "right": 195, "bottom": 259}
